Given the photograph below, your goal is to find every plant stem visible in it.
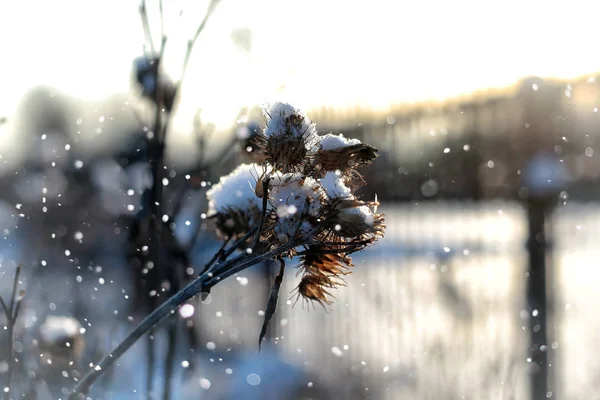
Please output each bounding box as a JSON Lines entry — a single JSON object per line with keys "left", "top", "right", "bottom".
{"left": 68, "top": 271, "right": 206, "bottom": 399}
{"left": 146, "top": 334, "right": 155, "bottom": 398}
{"left": 180, "top": 0, "right": 220, "bottom": 83}
{"left": 3, "top": 265, "right": 22, "bottom": 395}
{"left": 139, "top": 0, "right": 156, "bottom": 54}
{"left": 163, "top": 317, "right": 177, "bottom": 400}
{"left": 68, "top": 234, "right": 305, "bottom": 399}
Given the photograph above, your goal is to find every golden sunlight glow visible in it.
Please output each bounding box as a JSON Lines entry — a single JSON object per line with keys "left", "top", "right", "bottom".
{"left": 1, "top": 0, "right": 599, "bottom": 138}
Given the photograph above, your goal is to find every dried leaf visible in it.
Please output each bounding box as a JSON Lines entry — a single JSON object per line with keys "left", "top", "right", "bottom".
{"left": 258, "top": 259, "right": 285, "bottom": 351}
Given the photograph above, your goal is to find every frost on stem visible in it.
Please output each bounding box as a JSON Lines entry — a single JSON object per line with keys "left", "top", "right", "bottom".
{"left": 207, "top": 102, "right": 385, "bottom": 308}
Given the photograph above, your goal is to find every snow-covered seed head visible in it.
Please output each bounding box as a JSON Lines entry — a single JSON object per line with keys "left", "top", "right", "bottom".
{"left": 316, "top": 133, "right": 378, "bottom": 173}
{"left": 333, "top": 201, "right": 385, "bottom": 241}
{"left": 255, "top": 102, "right": 320, "bottom": 173}
{"left": 37, "top": 316, "right": 85, "bottom": 367}
{"left": 320, "top": 171, "right": 385, "bottom": 241}
{"left": 206, "top": 163, "right": 263, "bottom": 239}
{"left": 269, "top": 173, "right": 324, "bottom": 244}
{"left": 206, "top": 102, "right": 386, "bottom": 309}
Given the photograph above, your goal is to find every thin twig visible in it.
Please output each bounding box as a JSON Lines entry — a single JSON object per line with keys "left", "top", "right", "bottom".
{"left": 163, "top": 317, "right": 177, "bottom": 400}
{"left": 12, "top": 292, "right": 23, "bottom": 321}
{"left": 0, "top": 296, "right": 9, "bottom": 317}
{"left": 140, "top": 0, "right": 156, "bottom": 54}
{"left": 186, "top": 220, "right": 210, "bottom": 254}
{"left": 258, "top": 259, "right": 285, "bottom": 351}
{"left": 219, "top": 226, "right": 258, "bottom": 262}
{"left": 3, "top": 265, "right": 24, "bottom": 395}
{"left": 9, "top": 265, "right": 20, "bottom": 313}
{"left": 145, "top": 56, "right": 166, "bottom": 398}
{"left": 180, "top": 0, "right": 220, "bottom": 83}
{"left": 198, "top": 237, "right": 230, "bottom": 275}
{"left": 206, "top": 234, "right": 304, "bottom": 287}
{"left": 159, "top": 0, "right": 165, "bottom": 44}
{"left": 251, "top": 178, "right": 270, "bottom": 249}
{"left": 146, "top": 335, "right": 155, "bottom": 398}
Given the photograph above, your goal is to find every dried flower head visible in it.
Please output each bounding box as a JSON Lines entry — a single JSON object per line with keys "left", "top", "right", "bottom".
{"left": 293, "top": 273, "right": 343, "bottom": 308}
{"left": 298, "top": 248, "right": 353, "bottom": 278}
{"left": 319, "top": 171, "right": 385, "bottom": 244}
{"left": 252, "top": 102, "right": 320, "bottom": 173}
{"left": 207, "top": 103, "right": 385, "bottom": 308}
{"left": 315, "top": 133, "right": 379, "bottom": 173}
{"left": 206, "top": 163, "right": 264, "bottom": 239}
{"left": 292, "top": 248, "right": 353, "bottom": 308}
{"left": 269, "top": 172, "right": 325, "bottom": 244}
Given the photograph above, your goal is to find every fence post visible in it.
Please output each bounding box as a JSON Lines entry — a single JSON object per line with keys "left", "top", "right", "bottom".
{"left": 523, "top": 153, "right": 563, "bottom": 400}
{"left": 525, "top": 196, "right": 552, "bottom": 399}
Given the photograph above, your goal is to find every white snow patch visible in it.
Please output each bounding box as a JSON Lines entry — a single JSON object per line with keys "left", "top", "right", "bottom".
{"left": 340, "top": 205, "right": 375, "bottom": 227}
{"left": 320, "top": 171, "right": 352, "bottom": 199}
{"left": 319, "top": 133, "right": 361, "bottom": 151}
{"left": 269, "top": 173, "right": 323, "bottom": 238}
{"left": 262, "top": 102, "right": 319, "bottom": 150}
{"left": 39, "top": 316, "right": 82, "bottom": 344}
{"left": 206, "top": 163, "right": 263, "bottom": 216}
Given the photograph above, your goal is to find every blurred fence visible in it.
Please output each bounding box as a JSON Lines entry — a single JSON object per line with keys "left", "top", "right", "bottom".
{"left": 279, "top": 202, "right": 529, "bottom": 400}
{"left": 190, "top": 201, "right": 600, "bottom": 400}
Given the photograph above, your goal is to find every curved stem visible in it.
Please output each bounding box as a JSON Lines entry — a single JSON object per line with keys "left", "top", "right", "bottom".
{"left": 67, "top": 235, "right": 301, "bottom": 399}
{"left": 68, "top": 272, "right": 208, "bottom": 399}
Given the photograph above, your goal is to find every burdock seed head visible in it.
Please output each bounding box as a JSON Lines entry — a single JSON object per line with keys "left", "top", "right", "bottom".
{"left": 255, "top": 102, "right": 320, "bottom": 173}
{"left": 315, "top": 133, "right": 378, "bottom": 173}
{"left": 319, "top": 171, "right": 385, "bottom": 244}
{"left": 206, "top": 102, "right": 387, "bottom": 309}
{"left": 206, "top": 163, "right": 264, "bottom": 239}
{"left": 269, "top": 172, "right": 325, "bottom": 244}
{"left": 292, "top": 273, "right": 344, "bottom": 309}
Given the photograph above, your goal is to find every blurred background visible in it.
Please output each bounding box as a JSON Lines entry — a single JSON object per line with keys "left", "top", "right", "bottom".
{"left": 1, "top": 0, "right": 599, "bottom": 399}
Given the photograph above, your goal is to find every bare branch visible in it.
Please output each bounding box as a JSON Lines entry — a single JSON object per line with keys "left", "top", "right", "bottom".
{"left": 12, "top": 291, "right": 24, "bottom": 321}
{"left": 9, "top": 264, "right": 21, "bottom": 313}
{"left": 198, "top": 236, "right": 231, "bottom": 275}
{"left": 219, "top": 226, "right": 258, "bottom": 262}
{"left": 0, "top": 296, "right": 9, "bottom": 318}
{"left": 180, "top": 0, "right": 220, "bottom": 82}
{"left": 159, "top": 0, "right": 165, "bottom": 44}
{"left": 140, "top": 0, "right": 156, "bottom": 54}
{"left": 4, "top": 265, "right": 24, "bottom": 395}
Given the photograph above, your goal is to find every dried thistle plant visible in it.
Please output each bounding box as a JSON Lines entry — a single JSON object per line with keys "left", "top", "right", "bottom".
{"left": 207, "top": 101, "right": 385, "bottom": 330}
{"left": 68, "top": 103, "right": 385, "bottom": 398}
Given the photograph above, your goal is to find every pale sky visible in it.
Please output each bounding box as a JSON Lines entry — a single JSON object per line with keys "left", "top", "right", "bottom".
{"left": 1, "top": 0, "right": 599, "bottom": 140}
